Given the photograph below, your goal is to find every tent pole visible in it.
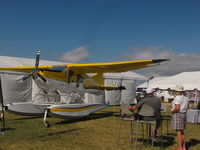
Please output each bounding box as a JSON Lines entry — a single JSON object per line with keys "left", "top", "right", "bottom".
{"left": 0, "top": 76, "right": 5, "bottom": 134}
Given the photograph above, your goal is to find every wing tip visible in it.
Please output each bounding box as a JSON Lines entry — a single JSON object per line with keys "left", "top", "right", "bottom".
{"left": 152, "top": 59, "right": 170, "bottom": 63}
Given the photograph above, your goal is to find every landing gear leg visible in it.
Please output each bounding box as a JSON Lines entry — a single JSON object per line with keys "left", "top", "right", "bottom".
{"left": 44, "top": 109, "right": 50, "bottom": 128}
{"left": 0, "top": 112, "right": 5, "bottom": 135}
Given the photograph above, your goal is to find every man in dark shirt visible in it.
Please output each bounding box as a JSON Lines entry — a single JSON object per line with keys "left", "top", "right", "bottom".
{"left": 129, "top": 87, "right": 161, "bottom": 135}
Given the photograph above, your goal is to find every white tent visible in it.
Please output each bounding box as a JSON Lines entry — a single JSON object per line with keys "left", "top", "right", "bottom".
{"left": 0, "top": 56, "right": 66, "bottom": 105}
{"left": 149, "top": 71, "right": 200, "bottom": 90}
{"left": 103, "top": 72, "right": 147, "bottom": 105}
{"left": 137, "top": 72, "right": 200, "bottom": 102}
{"left": 0, "top": 55, "right": 65, "bottom": 67}
{"left": 137, "top": 76, "right": 172, "bottom": 102}
{"left": 137, "top": 76, "right": 169, "bottom": 89}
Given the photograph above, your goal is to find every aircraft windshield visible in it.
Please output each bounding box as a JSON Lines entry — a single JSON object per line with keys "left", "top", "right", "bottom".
{"left": 49, "top": 66, "right": 66, "bottom": 72}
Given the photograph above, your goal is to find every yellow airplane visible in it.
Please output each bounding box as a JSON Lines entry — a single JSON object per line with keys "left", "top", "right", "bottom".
{"left": 0, "top": 51, "right": 169, "bottom": 91}
{"left": 0, "top": 51, "right": 169, "bottom": 127}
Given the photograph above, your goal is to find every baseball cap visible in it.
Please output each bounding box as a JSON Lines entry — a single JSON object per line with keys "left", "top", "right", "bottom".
{"left": 146, "top": 87, "right": 155, "bottom": 94}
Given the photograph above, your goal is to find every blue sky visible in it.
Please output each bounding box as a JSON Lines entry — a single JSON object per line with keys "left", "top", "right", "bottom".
{"left": 1, "top": 0, "right": 200, "bottom": 76}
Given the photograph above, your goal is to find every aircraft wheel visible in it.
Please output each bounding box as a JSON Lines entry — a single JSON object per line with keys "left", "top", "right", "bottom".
{"left": 44, "top": 122, "right": 50, "bottom": 128}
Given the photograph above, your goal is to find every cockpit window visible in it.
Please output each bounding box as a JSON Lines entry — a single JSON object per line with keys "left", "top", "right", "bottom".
{"left": 49, "top": 66, "right": 67, "bottom": 72}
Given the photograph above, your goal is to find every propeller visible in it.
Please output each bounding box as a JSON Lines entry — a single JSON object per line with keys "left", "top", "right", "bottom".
{"left": 21, "top": 50, "right": 41, "bottom": 82}
{"left": 35, "top": 50, "right": 40, "bottom": 69}
{"left": 20, "top": 51, "right": 64, "bottom": 94}
{"left": 21, "top": 50, "right": 66, "bottom": 82}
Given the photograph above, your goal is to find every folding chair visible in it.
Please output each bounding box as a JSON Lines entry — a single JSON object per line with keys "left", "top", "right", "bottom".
{"left": 135, "top": 104, "right": 157, "bottom": 149}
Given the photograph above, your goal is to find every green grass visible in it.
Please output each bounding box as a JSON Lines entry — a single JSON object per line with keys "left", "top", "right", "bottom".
{"left": 0, "top": 105, "right": 200, "bottom": 150}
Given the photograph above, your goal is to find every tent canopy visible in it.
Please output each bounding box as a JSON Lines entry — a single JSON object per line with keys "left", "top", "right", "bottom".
{"left": 141, "top": 71, "right": 200, "bottom": 91}
{"left": 137, "top": 76, "right": 169, "bottom": 89}
{"left": 0, "top": 56, "right": 65, "bottom": 67}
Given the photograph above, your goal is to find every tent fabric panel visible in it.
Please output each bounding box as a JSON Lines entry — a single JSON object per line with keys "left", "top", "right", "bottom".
{"left": 84, "top": 91, "right": 105, "bottom": 104}
{"left": 0, "top": 73, "right": 32, "bottom": 105}
{"left": 121, "top": 80, "right": 136, "bottom": 104}
{"left": 104, "top": 78, "right": 122, "bottom": 105}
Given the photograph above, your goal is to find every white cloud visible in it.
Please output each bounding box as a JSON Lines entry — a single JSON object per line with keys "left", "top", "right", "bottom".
{"left": 58, "top": 46, "right": 90, "bottom": 63}
{"left": 123, "top": 46, "right": 200, "bottom": 77}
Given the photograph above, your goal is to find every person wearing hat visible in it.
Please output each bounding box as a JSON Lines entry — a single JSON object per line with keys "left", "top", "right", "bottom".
{"left": 171, "top": 85, "right": 189, "bottom": 150}
{"left": 129, "top": 87, "right": 161, "bottom": 136}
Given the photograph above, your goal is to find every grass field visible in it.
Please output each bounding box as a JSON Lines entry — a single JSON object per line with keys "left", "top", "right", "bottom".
{"left": 0, "top": 105, "right": 200, "bottom": 150}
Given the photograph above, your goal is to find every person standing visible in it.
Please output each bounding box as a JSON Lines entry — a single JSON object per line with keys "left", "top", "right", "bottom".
{"left": 171, "top": 85, "right": 189, "bottom": 150}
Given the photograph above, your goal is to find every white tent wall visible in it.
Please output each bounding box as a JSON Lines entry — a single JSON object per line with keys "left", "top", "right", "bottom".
{"left": 121, "top": 80, "right": 136, "bottom": 104}
{"left": 104, "top": 78, "right": 122, "bottom": 105}
{"left": 31, "top": 80, "right": 58, "bottom": 104}
{"left": 103, "top": 72, "right": 147, "bottom": 105}
{"left": 104, "top": 79, "right": 137, "bottom": 105}
{"left": 0, "top": 56, "right": 65, "bottom": 105}
{"left": 150, "top": 72, "right": 200, "bottom": 90}
{"left": 84, "top": 91, "right": 105, "bottom": 104}
{"left": 0, "top": 72, "right": 32, "bottom": 105}
{"left": 154, "top": 90, "right": 174, "bottom": 102}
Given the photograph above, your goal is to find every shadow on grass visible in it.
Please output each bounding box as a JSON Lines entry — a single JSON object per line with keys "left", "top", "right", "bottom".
{"left": 113, "top": 113, "right": 120, "bottom": 117}
{"left": 186, "top": 138, "right": 200, "bottom": 150}
{"left": 135, "top": 134, "right": 176, "bottom": 149}
{"left": 4, "top": 127, "right": 16, "bottom": 131}
{"left": 1, "top": 127, "right": 16, "bottom": 132}
{"left": 39, "top": 128, "right": 81, "bottom": 137}
{"left": 14, "top": 116, "right": 42, "bottom": 120}
{"left": 55, "top": 111, "right": 114, "bottom": 125}
{"left": 154, "top": 133, "right": 200, "bottom": 149}
{"left": 159, "top": 135, "right": 175, "bottom": 148}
